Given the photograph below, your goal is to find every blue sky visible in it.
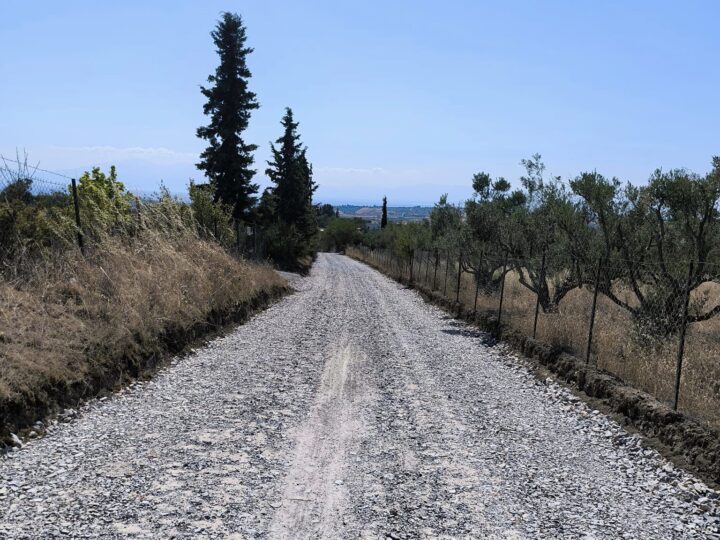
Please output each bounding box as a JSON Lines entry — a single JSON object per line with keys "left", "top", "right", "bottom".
{"left": 1, "top": 1, "right": 718, "bottom": 205}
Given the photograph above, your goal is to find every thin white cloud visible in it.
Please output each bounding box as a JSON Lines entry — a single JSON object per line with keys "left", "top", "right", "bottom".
{"left": 50, "top": 145, "right": 197, "bottom": 165}
{"left": 315, "top": 166, "right": 389, "bottom": 175}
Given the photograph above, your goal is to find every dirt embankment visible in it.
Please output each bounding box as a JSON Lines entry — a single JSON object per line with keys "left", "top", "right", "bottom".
{"left": 0, "top": 237, "right": 289, "bottom": 446}
{"left": 350, "top": 252, "right": 720, "bottom": 487}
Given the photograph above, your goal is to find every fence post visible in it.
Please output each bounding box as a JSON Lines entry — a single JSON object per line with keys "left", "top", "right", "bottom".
{"left": 673, "top": 260, "right": 695, "bottom": 411}
{"left": 235, "top": 220, "right": 241, "bottom": 252}
{"left": 424, "top": 251, "right": 431, "bottom": 284}
{"left": 473, "top": 253, "right": 482, "bottom": 316}
{"left": 443, "top": 250, "right": 450, "bottom": 296}
{"left": 496, "top": 252, "right": 508, "bottom": 332}
{"left": 585, "top": 257, "right": 603, "bottom": 364}
{"left": 532, "top": 249, "right": 547, "bottom": 339}
{"left": 455, "top": 250, "right": 463, "bottom": 304}
{"left": 409, "top": 250, "right": 415, "bottom": 283}
{"left": 70, "top": 178, "right": 85, "bottom": 255}
{"left": 135, "top": 196, "right": 143, "bottom": 233}
{"left": 433, "top": 250, "right": 439, "bottom": 290}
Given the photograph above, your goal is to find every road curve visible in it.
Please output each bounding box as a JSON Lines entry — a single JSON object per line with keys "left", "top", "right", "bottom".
{"left": 1, "top": 253, "right": 718, "bottom": 539}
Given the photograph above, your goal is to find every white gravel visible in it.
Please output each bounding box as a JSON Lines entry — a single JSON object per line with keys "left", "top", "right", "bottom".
{"left": 1, "top": 253, "right": 718, "bottom": 539}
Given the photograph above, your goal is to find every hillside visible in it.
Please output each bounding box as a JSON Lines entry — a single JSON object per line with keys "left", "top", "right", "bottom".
{"left": 336, "top": 204, "right": 432, "bottom": 222}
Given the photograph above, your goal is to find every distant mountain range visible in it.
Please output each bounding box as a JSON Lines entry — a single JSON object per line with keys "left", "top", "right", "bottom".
{"left": 335, "top": 205, "right": 432, "bottom": 222}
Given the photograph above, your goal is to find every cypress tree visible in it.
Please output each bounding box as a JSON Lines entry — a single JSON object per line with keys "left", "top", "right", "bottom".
{"left": 298, "top": 149, "right": 318, "bottom": 240}
{"left": 197, "top": 12, "right": 259, "bottom": 220}
{"left": 265, "top": 108, "right": 315, "bottom": 230}
{"left": 381, "top": 196, "right": 388, "bottom": 228}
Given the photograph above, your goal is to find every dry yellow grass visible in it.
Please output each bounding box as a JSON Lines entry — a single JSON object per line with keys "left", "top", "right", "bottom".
{"left": 0, "top": 232, "right": 286, "bottom": 435}
{"left": 351, "top": 247, "right": 720, "bottom": 431}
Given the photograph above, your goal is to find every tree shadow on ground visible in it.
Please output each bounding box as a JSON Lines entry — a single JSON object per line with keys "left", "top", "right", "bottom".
{"left": 440, "top": 320, "right": 496, "bottom": 345}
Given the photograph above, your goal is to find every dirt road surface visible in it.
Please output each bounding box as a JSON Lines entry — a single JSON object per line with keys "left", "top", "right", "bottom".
{"left": 1, "top": 253, "right": 718, "bottom": 539}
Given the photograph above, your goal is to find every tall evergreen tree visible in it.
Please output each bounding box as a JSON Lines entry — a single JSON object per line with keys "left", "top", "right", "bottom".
{"left": 265, "top": 107, "right": 315, "bottom": 234}
{"left": 381, "top": 196, "right": 388, "bottom": 228}
{"left": 197, "top": 12, "right": 259, "bottom": 220}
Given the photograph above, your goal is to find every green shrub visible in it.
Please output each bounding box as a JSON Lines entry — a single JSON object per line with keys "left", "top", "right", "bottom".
{"left": 319, "top": 217, "right": 363, "bottom": 251}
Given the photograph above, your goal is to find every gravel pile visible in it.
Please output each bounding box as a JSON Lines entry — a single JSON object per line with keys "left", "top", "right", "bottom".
{"left": 1, "top": 253, "right": 718, "bottom": 538}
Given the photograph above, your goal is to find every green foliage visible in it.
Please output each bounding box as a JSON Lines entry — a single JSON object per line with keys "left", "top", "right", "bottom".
{"left": 266, "top": 108, "right": 315, "bottom": 228}
{"left": 319, "top": 217, "right": 363, "bottom": 251}
{"left": 381, "top": 196, "right": 388, "bottom": 228}
{"left": 255, "top": 187, "right": 277, "bottom": 228}
{"left": 357, "top": 155, "right": 720, "bottom": 336}
{"left": 0, "top": 178, "right": 73, "bottom": 258}
{"left": 196, "top": 11, "right": 259, "bottom": 220}
{"left": 430, "top": 194, "right": 462, "bottom": 252}
{"left": 316, "top": 203, "right": 336, "bottom": 228}
{"left": 75, "top": 166, "right": 135, "bottom": 236}
{"left": 263, "top": 107, "right": 318, "bottom": 268}
{"left": 264, "top": 223, "right": 313, "bottom": 271}
{"left": 393, "top": 221, "right": 430, "bottom": 259}
{"left": 189, "top": 181, "right": 235, "bottom": 244}
{"left": 571, "top": 158, "right": 720, "bottom": 334}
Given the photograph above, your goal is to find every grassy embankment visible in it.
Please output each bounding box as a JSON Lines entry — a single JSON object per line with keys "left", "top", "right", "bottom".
{"left": 0, "top": 188, "right": 287, "bottom": 444}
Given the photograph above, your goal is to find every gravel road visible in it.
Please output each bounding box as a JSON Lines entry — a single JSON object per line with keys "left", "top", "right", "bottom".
{"left": 1, "top": 253, "right": 719, "bottom": 539}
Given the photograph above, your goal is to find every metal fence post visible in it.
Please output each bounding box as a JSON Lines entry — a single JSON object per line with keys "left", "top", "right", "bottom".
{"left": 455, "top": 250, "right": 463, "bottom": 304}
{"left": 585, "top": 257, "right": 603, "bottom": 364}
{"left": 673, "top": 260, "right": 695, "bottom": 411}
{"left": 70, "top": 178, "right": 85, "bottom": 255}
{"left": 443, "top": 250, "right": 450, "bottom": 296}
{"left": 424, "top": 251, "right": 431, "bottom": 284}
{"left": 235, "top": 219, "right": 241, "bottom": 252}
{"left": 433, "top": 250, "right": 439, "bottom": 290}
{"left": 473, "top": 253, "right": 483, "bottom": 316}
{"left": 135, "top": 196, "right": 143, "bottom": 233}
{"left": 409, "top": 250, "right": 415, "bottom": 283}
{"left": 533, "top": 249, "right": 547, "bottom": 339}
{"left": 496, "top": 252, "right": 508, "bottom": 331}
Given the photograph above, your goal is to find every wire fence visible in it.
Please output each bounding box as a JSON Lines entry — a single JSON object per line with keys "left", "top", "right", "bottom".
{"left": 350, "top": 244, "right": 720, "bottom": 431}
{"left": 0, "top": 157, "right": 266, "bottom": 264}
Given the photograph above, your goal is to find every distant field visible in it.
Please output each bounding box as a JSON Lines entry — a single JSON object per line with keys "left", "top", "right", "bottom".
{"left": 336, "top": 205, "right": 431, "bottom": 222}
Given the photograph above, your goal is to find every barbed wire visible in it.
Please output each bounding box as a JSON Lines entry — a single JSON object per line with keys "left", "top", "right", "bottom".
{"left": 0, "top": 156, "right": 74, "bottom": 181}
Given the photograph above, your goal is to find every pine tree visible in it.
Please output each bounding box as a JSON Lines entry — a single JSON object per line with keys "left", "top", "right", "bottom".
{"left": 197, "top": 12, "right": 259, "bottom": 220}
{"left": 381, "top": 196, "right": 388, "bottom": 228}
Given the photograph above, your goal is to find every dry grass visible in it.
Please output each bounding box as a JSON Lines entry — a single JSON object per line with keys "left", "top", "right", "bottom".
{"left": 351, "top": 247, "right": 720, "bottom": 431}
{"left": 0, "top": 231, "right": 286, "bottom": 433}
